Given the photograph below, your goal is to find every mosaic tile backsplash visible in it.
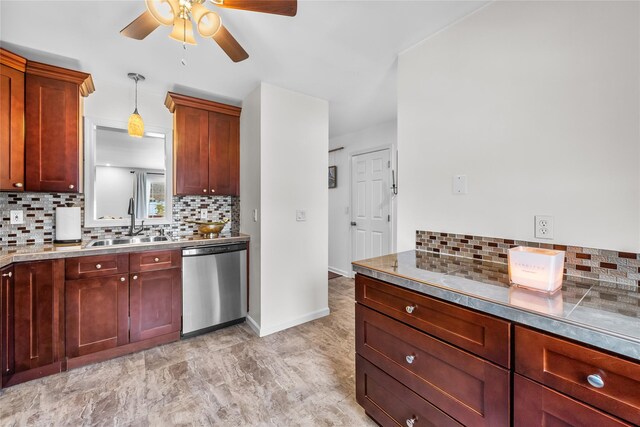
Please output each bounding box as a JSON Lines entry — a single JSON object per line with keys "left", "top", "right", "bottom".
{"left": 416, "top": 230, "right": 640, "bottom": 288}
{"left": 0, "top": 193, "right": 239, "bottom": 246}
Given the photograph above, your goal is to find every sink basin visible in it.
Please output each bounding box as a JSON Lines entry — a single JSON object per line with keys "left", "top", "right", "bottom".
{"left": 86, "top": 236, "right": 171, "bottom": 247}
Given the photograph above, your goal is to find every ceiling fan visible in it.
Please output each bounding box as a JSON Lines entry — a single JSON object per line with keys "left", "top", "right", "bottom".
{"left": 120, "top": 0, "right": 297, "bottom": 62}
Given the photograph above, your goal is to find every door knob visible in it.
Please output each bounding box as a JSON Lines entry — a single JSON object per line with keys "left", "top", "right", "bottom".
{"left": 350, "top": 221, "right": 357, "bottom": 226}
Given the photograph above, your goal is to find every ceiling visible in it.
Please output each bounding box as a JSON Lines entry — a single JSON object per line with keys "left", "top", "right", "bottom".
{"left": 0, "top": 0, "right": 487, "bottom": 138}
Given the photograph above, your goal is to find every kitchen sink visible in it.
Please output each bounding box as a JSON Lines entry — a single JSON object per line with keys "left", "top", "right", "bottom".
{"left": 86, "top": 236, "right": 171, "bottom": 247}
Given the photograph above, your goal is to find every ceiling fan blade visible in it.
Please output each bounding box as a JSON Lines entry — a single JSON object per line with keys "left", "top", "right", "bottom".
{"left": 214, "top": 0, "right": 297, "bottom": 17}
{"left": 120, "top": 10, "right": 161, "bottom": 40}
{"left": 212, "top": 25, "right": 249, "bottom": 62}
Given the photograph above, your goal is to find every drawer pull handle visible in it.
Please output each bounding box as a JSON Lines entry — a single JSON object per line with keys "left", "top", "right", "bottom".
{"left": 154, "top": 257, "right": 160, "bottom": 262}
{"left": 120, "top": 277, "right": 125, "bottom": 282}
{"left": 1, "top": 272, "right": 12, "bottom": 278}
{"left": 405, "top": 355, "right": 415, "bottom": 364}
{"left": 406, "top": 416, "right": 417, "bottom": 427}
{"left": 587, "top": 374, "right": 605, "bottom": 388}
{"left": 133, "top": 275, "right": 138, "bottom": 280}
{"left": 405, "top": 305, "right": 416, "bottom": 314}
{"left": 96, "top": 264, "right": 102, "bottom": 269}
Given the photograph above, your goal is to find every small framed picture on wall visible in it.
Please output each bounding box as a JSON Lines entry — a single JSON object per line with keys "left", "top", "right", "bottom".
{"left": 328, "top": 166, "right": 337, "bottom": 189}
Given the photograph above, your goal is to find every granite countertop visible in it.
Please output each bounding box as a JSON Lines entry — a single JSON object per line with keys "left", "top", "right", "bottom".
{"left": 0, "top": 233, "right": 250, "bottom": 268}
{"left": 353, "top": 250, "right": 640, "bottom": 362}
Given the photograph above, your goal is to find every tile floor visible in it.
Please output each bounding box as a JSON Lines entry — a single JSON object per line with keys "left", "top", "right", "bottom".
{"left": 0, "top": 277, "right": 375, "bottom": 426}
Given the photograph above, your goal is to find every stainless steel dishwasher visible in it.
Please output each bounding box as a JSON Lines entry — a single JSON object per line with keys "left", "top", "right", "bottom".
{"left": 181, "top": 242, "right": 247, "bottom": 338}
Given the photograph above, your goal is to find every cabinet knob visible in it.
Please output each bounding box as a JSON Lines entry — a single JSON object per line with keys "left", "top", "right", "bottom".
{"left": 211, "top": 189, "right": 215, "bottom": 193}
{"left": 120, "top": 277, "right": 125, "bottom": 282}
{"left": 133, "top": 275, "right": 138, "bottom": 280}
{"left": 406, "top": 416, "right": 417, "bottom": 427}
{"left": 95, "top": 264, "right": 102, "bottom": 269}
{"left": 405, "top": 305, "right": 416, "bottom": 314}
{"left": 203, "top": 189, "right": 207, "bottom": 193}
{"left": 69, "top": 184, "right": 75, "bottom": 189}
{"left": 154, "top": 257, "right": 160, "bottom": 262}
{"left": 13, "top": 182, "right": 23, "bottom": 188}
{"left": 405, "top": 355, "right": 415, "bottom": 364}
{"left": 587, "top": 374, "right": 605, "bottom": 388}
{"left": 1, "top": 272, "right": 12, "bottom": 278}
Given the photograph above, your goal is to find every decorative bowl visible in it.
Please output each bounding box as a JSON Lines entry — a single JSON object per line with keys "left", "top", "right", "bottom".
{"left": 187, "top": 218, "right": 229, "bottom": 238}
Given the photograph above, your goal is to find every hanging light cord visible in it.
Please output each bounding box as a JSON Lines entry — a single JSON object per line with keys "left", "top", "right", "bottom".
{"left": 134, "top": 77, "right": 139, "bottom": 113}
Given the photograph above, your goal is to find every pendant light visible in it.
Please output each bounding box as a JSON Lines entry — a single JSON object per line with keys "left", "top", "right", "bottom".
{"left": 127, "top": 73, "right": 145, "bottom": 138}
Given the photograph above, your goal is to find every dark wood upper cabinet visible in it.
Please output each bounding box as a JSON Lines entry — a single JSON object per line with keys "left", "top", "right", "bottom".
{"left": 129, "top": 268, "right": 182, "bottom": 342}
{"left": 0, "top": 49, "right": 26, "bottom": 192}
{"left": 24, "top": 61, "right": 94, "bottom": 193}
{"left": 209, "top": 112, "right": 240, "bottom": 196}
{"left": 165, "top": 92, "right": 241, "bottom": 196}
{"left": 11, "top": 260, "right": 64, "bottom": 381}
{"left": 173, "top": 105, "right": 210, "bottom": 195}
{"left": 66, "top": 275, "right": 130, "bottom": 358}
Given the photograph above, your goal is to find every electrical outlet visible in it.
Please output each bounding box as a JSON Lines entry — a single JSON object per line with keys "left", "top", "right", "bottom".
{"left": 10, "top": 210, "right": 24, "bottom": 225}
{"left": 296, "top": 210, "right": 307, "bottom": 222}
{"left": 535, "top": 215, "right": 554, "bottom": 239}
{"left": 200, "top": 209, "right": 207, "bottom": 220}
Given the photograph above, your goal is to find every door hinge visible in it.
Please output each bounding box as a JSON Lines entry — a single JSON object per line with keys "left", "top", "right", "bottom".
{"left": 388, "top": 215, "right": 391, "bottom": 222}
{"left": 387, "top": 160, "right": 391, "bottom": 168}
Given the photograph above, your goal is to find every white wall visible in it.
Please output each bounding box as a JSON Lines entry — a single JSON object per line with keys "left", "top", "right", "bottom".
{"left": 398, "top": 1, "right": 640, "bottom": 252}
{"left": 241, "top": 83, "right": 329, "bottom": 336}
{"left": 328, "top": 120, "right": 397, "bottom": 277}
{"left": 240, "top": 85, "right": 262, "bottom": 326}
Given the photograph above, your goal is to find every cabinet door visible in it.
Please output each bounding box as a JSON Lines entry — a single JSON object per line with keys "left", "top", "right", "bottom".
{"left": 0, "top": 64, "right": 25, "bottom": 191}
{"left": 66, "top": 275, "right": 129, "bottom": 358}
{"left": 130, "top": 269, "right": 181, "bottom": 342}
{"left": 25, "top": 74, "right": 79, "bottom": 193}
{"left": 174, "top": 106, "right": 210, "bottom": 195}
{"left": 13, "top": 260, "right": 64, "bottom": 373}
{"left": 1, "top": 265, "right": 14, "bottom": 386}
{"left": 209, "top": 112, "right": 239, "bottom": 196}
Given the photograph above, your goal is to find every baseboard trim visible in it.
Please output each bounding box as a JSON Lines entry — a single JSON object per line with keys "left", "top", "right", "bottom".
{"left": 245, "top": 314, "right": 261, "bottom": 336}
{"left": 328, "top": 266, "right": 350, "bottom": 277}
{"left": 257, "top": 307, "right": 331, "bottom": 337}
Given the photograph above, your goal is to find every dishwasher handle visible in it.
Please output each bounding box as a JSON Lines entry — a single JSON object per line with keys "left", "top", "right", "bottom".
{"left": 182, "top": 242, "right": 247, "bottom": 257}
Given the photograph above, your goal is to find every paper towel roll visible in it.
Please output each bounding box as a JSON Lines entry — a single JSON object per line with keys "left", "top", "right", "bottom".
{"left": 55, "top": 207, "right": 81, "bottom": 244}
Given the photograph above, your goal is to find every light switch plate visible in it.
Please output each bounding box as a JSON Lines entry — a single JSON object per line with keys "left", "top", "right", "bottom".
{"left": 296, "top": 210, "right": 307, "bottom": 222}
{"left": 253, "top": 209, "right": 258, "bottom": 222}
{"left": 200, "top": 209, "right": 207, "bottom": 220}
{"left": 10, "top": 210, "right": 24, "bottom": 225}
{"left": 453, "top": 175, "right": 468, "bottom": 195}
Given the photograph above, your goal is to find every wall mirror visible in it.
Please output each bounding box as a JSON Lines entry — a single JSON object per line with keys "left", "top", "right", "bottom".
{"left": 84, "top": 117, "right": 173, "bottom": 227}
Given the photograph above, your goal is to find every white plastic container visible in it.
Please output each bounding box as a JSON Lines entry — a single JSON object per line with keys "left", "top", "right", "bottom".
{"left": 507, "top": 246, "right": 565, "bottom": 293}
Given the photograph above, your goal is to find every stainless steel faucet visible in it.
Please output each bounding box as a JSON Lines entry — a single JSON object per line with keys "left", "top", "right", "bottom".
{"left": 127, "top": 197, "right": 146, "bottom": 236}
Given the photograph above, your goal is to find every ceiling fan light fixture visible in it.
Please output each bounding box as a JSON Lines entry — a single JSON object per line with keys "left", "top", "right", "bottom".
{"left": 127, "top": 73, "right": 145, "bottom": 138}
{"left": 191, "top": 3, "right": 222, "bottom": 37}
{"left": 145, "top": 0, "right": 178, "bottom": 26}
{"left": 169, "top": 18, "right": 197, "bottom": 45}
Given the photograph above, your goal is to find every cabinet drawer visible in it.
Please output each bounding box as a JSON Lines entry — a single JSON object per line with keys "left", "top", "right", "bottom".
{"left": 515, "top": 326, "right": 640, "bottom": 425}
{"left": 130, "top": 249, "right": 181, "bottom": 273}
{"left": 356, "top": 304, "right": 510, "bottom": 427}
{"left": 66, "top": 254, "right": 128, "bottom": 280}
{"left": 514, "top": 374, "right": 631, "bottom": 427}
{"left": 355, "top": 274, "right": 511, "bottom": 367}
{"left": 356, "top": 355, "right": 461, "bottom": 427}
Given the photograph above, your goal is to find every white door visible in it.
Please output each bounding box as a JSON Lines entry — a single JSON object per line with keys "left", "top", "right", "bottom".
{"left": 351, "top": 149, "right": 391, "bottom": 263}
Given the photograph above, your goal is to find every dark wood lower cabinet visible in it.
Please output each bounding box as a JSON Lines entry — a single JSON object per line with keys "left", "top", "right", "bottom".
{"left": 514, "top": 374, "right": 632, "bottom": 427}
{"left": 130, "top": 268, "right": 182, "bottom": 342}
{"left": 4, "top": 260, "right": 64, "bottom": 387}
{"left": 356, "top": 355, "right": 461, "bottom": 427}
{"left": 65, "top": 275, "right": 129, "bottom": 358}
{"left": 1, "top": 265, "right": 14, "bottom": 388}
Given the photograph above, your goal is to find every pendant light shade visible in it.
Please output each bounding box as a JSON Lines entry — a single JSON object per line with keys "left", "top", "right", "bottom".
{"left": 127, "top": 73, "right": 145, "bottom": 138}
